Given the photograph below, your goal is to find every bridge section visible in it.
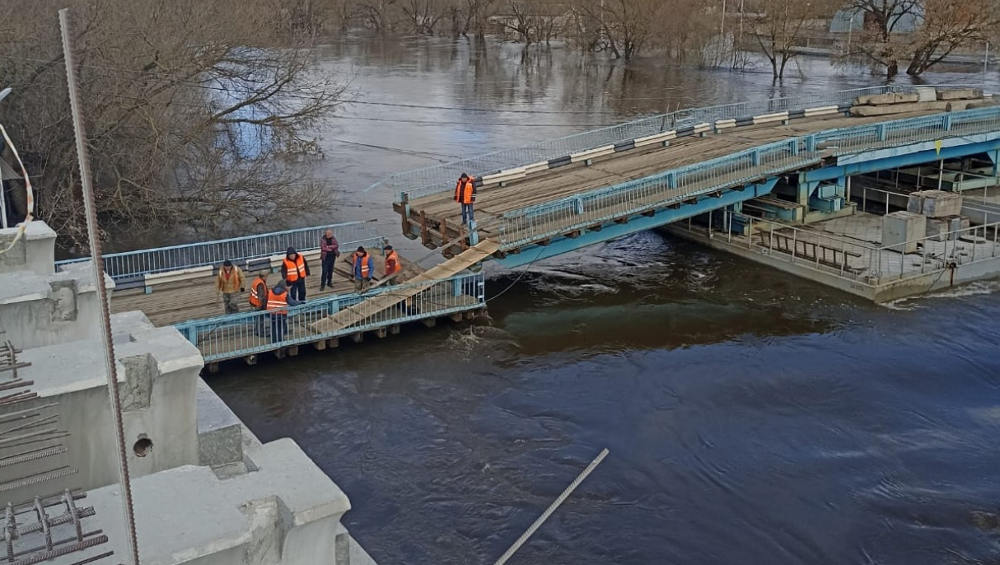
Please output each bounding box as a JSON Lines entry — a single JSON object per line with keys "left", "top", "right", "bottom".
{"left": 389, "top": 86, "right": 998, "bottom": 269}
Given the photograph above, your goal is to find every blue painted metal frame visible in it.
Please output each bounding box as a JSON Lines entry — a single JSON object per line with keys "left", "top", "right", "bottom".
{"left": 494, "top": 179, "right": 778, "bottom": 268}
{"left": 174, "top": 271, "right": 486, "bottom": 362}
{"left": 802, "top": 137, "right": 1000, "bottom": 183}
{"left": 494, "top": 106, "right": 1000, "bottom": 254}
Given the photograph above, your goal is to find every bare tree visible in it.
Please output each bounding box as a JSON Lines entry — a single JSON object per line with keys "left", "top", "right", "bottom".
{"left": 905, "top": 0, "right": 1000, "bottom": 75}
{"left": 400, "top": 0, "right": 449, "bottom": 34}
{"left": 848, "top": 0, "right": 921, "bottom": 78}
{"left": 0, "top": 0, "right": 345, "bottom": 250}
{"left": 748, "top": 0, "right": 838, "bottom": 80}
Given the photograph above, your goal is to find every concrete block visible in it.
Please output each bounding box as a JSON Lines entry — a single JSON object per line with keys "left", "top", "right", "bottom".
{"left": 196, "top": 378, "right": 244, "bottom": 468}
{"left": 918, "top": 189, "right": 963, "bottom": 218}
{"left": 937, "top": 88, "right": 983, "bottom": 101}
{"left": 906, "top": 193, "right": 924, "bottom": 214}
{"left": 927, "top": 216, "right": 970, "bottom": 241}
{"left": 850, "top": 100, "right": 949, "bottom": 116}
{"left": 882, "top": 211, "right": 926, "bottom": 253}
{"left": 916, "top": 87, "right": 937, "bottom": 102}
{"left": 0, "top": 221, "right": 56, "bottom": 276}
{"left": 856, "top": 92, "right": 920, "bottom": 105}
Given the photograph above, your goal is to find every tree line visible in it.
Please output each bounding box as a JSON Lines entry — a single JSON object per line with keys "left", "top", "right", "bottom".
{"left": 286, "top": 0, "right": 1000, "bottom": 78}
{"left": 1, "top": 0, "right": 997, "bottom": 251}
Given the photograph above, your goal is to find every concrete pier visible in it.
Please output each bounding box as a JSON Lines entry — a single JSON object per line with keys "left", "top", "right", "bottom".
{"left": 1, "top": 221, "right": 377, "bottom": 565}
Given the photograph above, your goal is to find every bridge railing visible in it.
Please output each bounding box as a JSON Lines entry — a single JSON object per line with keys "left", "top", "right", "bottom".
{"left": 174, "top": 271, "right": 486, "bottom": 362}
{"left": 378, "top": 84, "right": 980, "bottom": 203}
{"left": 55, "top": 220, "right": 382, "bottom": 283}
{"left": 495, "top": 106, "right": 1000, "bottom": 250}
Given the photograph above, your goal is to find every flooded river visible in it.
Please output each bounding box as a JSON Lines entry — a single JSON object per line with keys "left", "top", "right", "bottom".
{"left": 210, "top": 35, "right": 1000, "bottom": 563}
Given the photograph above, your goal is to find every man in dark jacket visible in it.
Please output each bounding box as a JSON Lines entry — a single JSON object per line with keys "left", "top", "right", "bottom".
{"left": 319, "top": 229, "right": 340, "bottom": 291}
{"left": 280, "top": 246, "right": 310, "bottom": 302}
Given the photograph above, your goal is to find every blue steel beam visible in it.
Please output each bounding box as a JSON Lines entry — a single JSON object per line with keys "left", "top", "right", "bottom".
{"left": 802, "top": 137, "right": 1000, "bottom": 183}
{"left": 494, "top": 179, "right": 778, "bottom": 268}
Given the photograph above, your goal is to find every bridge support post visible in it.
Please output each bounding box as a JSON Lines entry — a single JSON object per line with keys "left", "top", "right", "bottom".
{"left": 328, "top": 299, "right": 340, "bottom": 315}
{"left": 468, "top": 220, "right": 480, "bottom": 245}
{"left": 574, "top": 198, "right": 584, "bottom": 215}
{"left": 806, "top": 135, "right": 817, "bottom": 153}
{"left": 452, "top": 277, "right": 462, "bottom": 297}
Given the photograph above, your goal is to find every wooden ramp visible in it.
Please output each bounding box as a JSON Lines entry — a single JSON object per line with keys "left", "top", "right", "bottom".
{"left": 310, "top": 239, "right": 499, "bottom": 334}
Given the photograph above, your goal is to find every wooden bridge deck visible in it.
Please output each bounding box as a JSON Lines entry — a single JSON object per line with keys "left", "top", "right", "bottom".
{"left": 110, "top": 252, "right": 424, "bottom": 326}
{"left": 397, "top": 109, "right": 939, "bottom": 249}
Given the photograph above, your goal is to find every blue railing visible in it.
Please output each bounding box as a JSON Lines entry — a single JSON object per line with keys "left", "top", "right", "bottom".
{"left": 496, "top": 105, "right": 1000, "bottom": 248}
{"left": 378, "top": 84, "right": 984, "bottom": 202}
{"left": 174, "top": 271, "right": 486, "bottom": 362}
{"left": 55, "top": 220, "right": 383, "bottom": 283}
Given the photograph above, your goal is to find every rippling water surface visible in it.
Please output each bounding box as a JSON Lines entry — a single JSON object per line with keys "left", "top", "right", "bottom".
{"left": 211, "top": 35, "right": 1000, "bottom": 564}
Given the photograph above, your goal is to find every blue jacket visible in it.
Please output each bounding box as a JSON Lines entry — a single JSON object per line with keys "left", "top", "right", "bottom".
{"left": 353, "top": 253, "right": 374, "bottom": 280}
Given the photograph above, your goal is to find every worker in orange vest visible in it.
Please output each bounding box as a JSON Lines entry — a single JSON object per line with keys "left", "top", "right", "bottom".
{"left": 265, "top": 280, "right": 301, "bottom": 343}
{"left": 248, "top": 271, "right": 269, "bottom": 337}
{"left": 383, "top": 245, "right": 401, "bottom": 286}
{"left": 352, "top": 246, "right": 374, "bottom": 293}
{"left": 454, "top": 173, "right": 476, "bottom": 224}
{"left": 280, "top": 246, "right": 310, "bottom": 302}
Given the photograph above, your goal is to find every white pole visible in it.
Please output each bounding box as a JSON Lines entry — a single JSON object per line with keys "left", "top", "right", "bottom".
{"left": 986, "top": 41, "right": 991, "bottom": 81}
{"left": 494, "top": 448, "right": 610, "bottom": 565}
{"left": 0, "top": 87, "right": 11, "bottom": 229}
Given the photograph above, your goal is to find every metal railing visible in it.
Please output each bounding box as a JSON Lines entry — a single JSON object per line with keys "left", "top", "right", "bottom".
{"left": 495, "top": 105, "right": 1000, "bottom": 250}
{"left": 174, "top": 271, "right": 486, "bottom": 362}
{"left": 55, "top": 220, "right": 382, "bottom": 282}
{"left": 379, "top": 84, "right": 982, "bottom": 202}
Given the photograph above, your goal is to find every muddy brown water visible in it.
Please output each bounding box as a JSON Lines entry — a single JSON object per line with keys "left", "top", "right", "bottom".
{"left": 209, "top": 35, "right": 1000, "bottom": 564}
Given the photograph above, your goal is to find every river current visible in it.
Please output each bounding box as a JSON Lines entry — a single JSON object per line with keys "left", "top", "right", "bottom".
{"left": 211, "top": 35, "right": 1000, "bottom": 564}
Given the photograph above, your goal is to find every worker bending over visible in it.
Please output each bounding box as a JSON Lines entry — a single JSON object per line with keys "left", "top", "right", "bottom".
{"left": 265, "top": 280, "right": 302, "bottom": 343}
{"left": 248, "top": 271, "right": 269, "bottom": 336}
{"left": 281, "top": 247, "right": 310, "bottom": 302}
{"left": 353, "top": 246, "right": 374, "bottom": 293}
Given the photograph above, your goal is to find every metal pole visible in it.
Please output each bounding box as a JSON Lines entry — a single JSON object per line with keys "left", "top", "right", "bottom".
{"left": 494, "top": 448, "right": 610, "bottom": 565}
{"left": 938, "top": 159, "right": 944, "bottom": 191}
{"left": 986, "top": 41, "right": 991, "bottom": 82}
{"left": 59, "top": 9, "right": 140, "bottom": 565}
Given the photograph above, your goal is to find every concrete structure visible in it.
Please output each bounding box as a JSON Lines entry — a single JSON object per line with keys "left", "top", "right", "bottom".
{"left": 882, "top": 211, "right": 926, "bottom": 253}
{"left": 0, "top": 221, "right": 377, "bottom": 565}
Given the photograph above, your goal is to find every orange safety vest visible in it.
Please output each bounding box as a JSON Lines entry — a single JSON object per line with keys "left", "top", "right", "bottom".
{"left": 266, "top": 288, "right": 288, "bottom": 315}
{"left": 385, "top": 250, "right": 401, "bottom": 275}
{"left": 454, "top": 178, "right": 475, "bottom": 204}
{"left": 249, "top": 278, "right": 267, "bottom": 308}
{"left": 354, "top": 252, "right": 371, "bottom": 278}
{"left": 283, "top": 255, "right": 306, "bottom": 282}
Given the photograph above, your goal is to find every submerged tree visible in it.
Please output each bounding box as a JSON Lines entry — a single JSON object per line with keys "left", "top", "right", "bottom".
{"left": 0, "top": 0, "right": 344, "bottom": 249}
{"left": 748, "top": 0, "right": 839, "bottom": 80}
{"left": 905, "top": 0, "right": 1000, "bottom": 76}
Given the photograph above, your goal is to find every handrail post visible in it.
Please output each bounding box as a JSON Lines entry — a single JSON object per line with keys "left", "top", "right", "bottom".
{"left": 791, "top": 230, "right": 797, "bottom": 263}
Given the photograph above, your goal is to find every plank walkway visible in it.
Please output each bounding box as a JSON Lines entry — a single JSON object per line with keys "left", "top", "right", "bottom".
{"left": 310, "top": 240, "right": 499, "bottom": 333}
{"left": 399, "top": 109, "right": 939, "bottom": 249}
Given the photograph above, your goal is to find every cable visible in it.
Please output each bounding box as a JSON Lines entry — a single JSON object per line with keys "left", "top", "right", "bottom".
{"left": 0, "top": 123, "right": 34, "bottom": 255}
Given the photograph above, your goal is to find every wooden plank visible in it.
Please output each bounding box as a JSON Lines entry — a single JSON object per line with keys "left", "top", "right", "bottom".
{"left": 308, "top": 240, "right": 498, "bottom": 334}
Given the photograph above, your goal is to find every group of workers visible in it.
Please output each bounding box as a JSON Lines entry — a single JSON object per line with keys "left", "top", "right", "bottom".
{"left": 209, "top": 169, "right": 475, "bottom": 342}
{"left": 214, "top": 228, "right": 403, "bottom": 342}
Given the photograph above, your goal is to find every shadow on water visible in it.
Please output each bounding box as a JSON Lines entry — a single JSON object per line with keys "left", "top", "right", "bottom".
{"left": 208, "top": 33, "right": 1000, "bottom": 565}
